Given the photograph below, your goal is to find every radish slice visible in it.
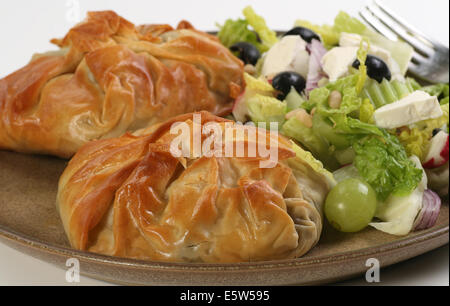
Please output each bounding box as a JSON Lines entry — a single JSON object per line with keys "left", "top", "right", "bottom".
{"left": 413, "top": 189, "right": 442, "bottom": 231}
{"left": 306, "top": 40, "right": 328, "bottom": 95}
{"left": 422, "top": 131, "right": 449, "bottom": 169}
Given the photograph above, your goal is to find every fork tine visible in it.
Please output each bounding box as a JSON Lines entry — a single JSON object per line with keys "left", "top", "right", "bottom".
{"left": 411, "top": 50, "right": 429, "bottom": 63}
{"left": 359, "top": 8, "right": 397, "bottom": 41}
{"left": 373, "top": 0, "right": 438, "bottom": 48}
{"left": 365, "top": 4, "right": 435, "bottom": 57}
{"left": 407, "top": 62, "right": 422, "bottom": 77}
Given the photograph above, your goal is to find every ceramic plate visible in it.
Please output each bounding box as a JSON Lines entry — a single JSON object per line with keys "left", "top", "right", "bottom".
{"left": 0, "top": 150, "right": 448, "bottom": 285}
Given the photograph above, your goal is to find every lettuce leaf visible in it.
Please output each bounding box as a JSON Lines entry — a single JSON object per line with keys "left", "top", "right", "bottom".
{"left": 355, "top": 38, "right": 369, "bottom": 94}
{"left": 352, "top": 132, "right": 423, "bottom": 201}
{"left": 359, "top": 98, "right": 375, "bottom": 124}
{"left": 242, "top": 6, "right": 278, "bottom": 51}
{"left": 333, "top": 11, "right": 366, "bottom": 35}
{"left": 289, "top": 141, "right": 335, "bottom": 184}
{"left": 421, "top": 83, "right": 449, "bottom": 102}
{"left": 302, "top": 73, "right": 422, "bottom": 200}
{"left": 369, "top": 156, "right": 426, "bottom": 236}
{"left": 282, "top": 117, "right": 329, "bottom": 158}
{"left": 246, "top": 94, "right": 286, "bottom": 126}
{"left": 217, "top": 19, "right": 265, "bottom": 52}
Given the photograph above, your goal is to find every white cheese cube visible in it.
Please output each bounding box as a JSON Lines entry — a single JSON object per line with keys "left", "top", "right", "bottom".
{"left": 321, "top": 46, "right": 358, "bottom": 82}
{"left": 262, "top": 36, "right": 310, "bottom": 79}
{"left": 374, "top": 90, "right": 443, "bottom": 129}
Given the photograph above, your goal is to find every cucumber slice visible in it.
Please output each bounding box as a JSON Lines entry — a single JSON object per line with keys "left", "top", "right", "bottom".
{"left": 285, "top": 87, "right": 305, "bottom": 111}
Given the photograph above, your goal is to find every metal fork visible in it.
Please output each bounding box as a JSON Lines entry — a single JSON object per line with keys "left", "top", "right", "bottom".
{"left": 360, "top": 0, "right": 449, "bottom": 84}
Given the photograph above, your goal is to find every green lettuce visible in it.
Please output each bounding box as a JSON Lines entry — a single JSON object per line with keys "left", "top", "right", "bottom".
{"left": 359, "top": 98, "right": 375, "bottom": 124}
{"left": 217, "top": 19, "right": 265, "bottom": 52}
{"left": 246, "top": 94, "right": 286, "bottom": 126}
{"left": 299, "top": 71, "right": 422, "bottom": 200}
{"left": 333, "top": 11, "right": 366, "bottom": 35}
{"left": 422, "top": 83, "right": 449, "bottom": 104}
{"left": 352, "top": 132, "right": 423, "bottom": 201}
{"left": 242, "top": 6, "right": 278, "bottom": 51}
{"left": 282, "top": 117, "right": 328, "bottom": 157}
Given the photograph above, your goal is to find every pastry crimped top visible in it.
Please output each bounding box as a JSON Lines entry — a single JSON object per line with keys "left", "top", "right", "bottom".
{"left": 0, "top": 11, "right": 243, "bottom": 157}
{"left": 57, "top": 112, "right": 331, "bottom": 263}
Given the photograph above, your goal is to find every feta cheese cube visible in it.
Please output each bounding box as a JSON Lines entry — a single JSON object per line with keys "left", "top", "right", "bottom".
{"left": 374, "top": 90, "right": 443, "bottom": 129}
{"left": 262, "top": 36, "right": 310, "bottom": 79}
{"left": 321, "top": 46, "right": 358, "bottom": 82}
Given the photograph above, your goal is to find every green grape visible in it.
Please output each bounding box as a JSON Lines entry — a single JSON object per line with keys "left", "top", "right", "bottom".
{"left": 324, "top": 178, "right": 377, "bottom": 233}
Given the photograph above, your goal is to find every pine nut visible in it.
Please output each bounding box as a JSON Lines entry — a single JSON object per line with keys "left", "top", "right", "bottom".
{"left": 328, "top": 90, "right": 342, "bottom": 109}
{"left": 286, "top": 109, "right": 313, "bottom": 128}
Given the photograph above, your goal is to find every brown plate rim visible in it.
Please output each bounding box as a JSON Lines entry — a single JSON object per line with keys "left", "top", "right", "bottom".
{"left": 0, "top": 217, "right": 448, "bottom": 271}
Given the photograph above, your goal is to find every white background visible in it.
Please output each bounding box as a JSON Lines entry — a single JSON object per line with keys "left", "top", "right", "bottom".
{"left": 0, "top": 0, "right": 448, "bottom": 285}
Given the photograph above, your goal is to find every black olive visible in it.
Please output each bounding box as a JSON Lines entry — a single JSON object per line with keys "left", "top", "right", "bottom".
{"left": 432, "top": 128, "right": 442, "bottom": 137}
{"left": 283, "top": 27, "right": 321, "bottom": 43}
{"left": 272, "top": 72, "right": 306, "bottom": 100}
{"left": 352, "top": 54, "right": 392, "bottom": 83}
{"left": 230, "top": 42, "right": 261, "bottom": 66}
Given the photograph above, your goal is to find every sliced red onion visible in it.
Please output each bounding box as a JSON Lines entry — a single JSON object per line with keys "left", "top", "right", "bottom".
{"left": 413, "top": 189, "right": 442, "bottom": 231}
{"left": 305, "top": 39, "right": 328, "bottom": 96}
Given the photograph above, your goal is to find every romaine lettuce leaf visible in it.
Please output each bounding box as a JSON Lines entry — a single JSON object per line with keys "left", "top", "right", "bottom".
{"left": 333, "top": 11, "right": 366, "bottom": 35}
{"left": 352, "top": 132, "right": 423, "bottom": 201}
{"left": 289, "top": 141, "right": 335, "bottom": 184}
{"left": 422, "top": 83, "right": 449, "bottom": 104}
{"left": 282, "top": 117, "right": 329, "bottom": 158}
{"left": 359, "top": 98, "right": 375, "bottom": 124}
{"left": 217, "top": 19, "right": 265, "bottom": 52}
{"left": 246, "top": 94, "right": 286, "bottom": 126}
{"left": 242, "top": 6, "right": 278, "bottom": 51}
{"left": 312, "top": 114, "right": 351, "bottom": 149}
{"left": 369, "top": 156, "right": 426, "bottom": 236}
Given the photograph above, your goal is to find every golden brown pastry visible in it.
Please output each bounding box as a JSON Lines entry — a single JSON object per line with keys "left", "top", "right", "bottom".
{"left": 57, "top": 112, "right": 333, "bottom": 262}
{"left": 0, "top": 11, "right": 243, "bottom": 158}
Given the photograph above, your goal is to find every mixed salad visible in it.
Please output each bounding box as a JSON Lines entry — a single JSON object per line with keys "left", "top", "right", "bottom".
{"left": 217, "top": 6, "right": 449, "bottom": 235}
